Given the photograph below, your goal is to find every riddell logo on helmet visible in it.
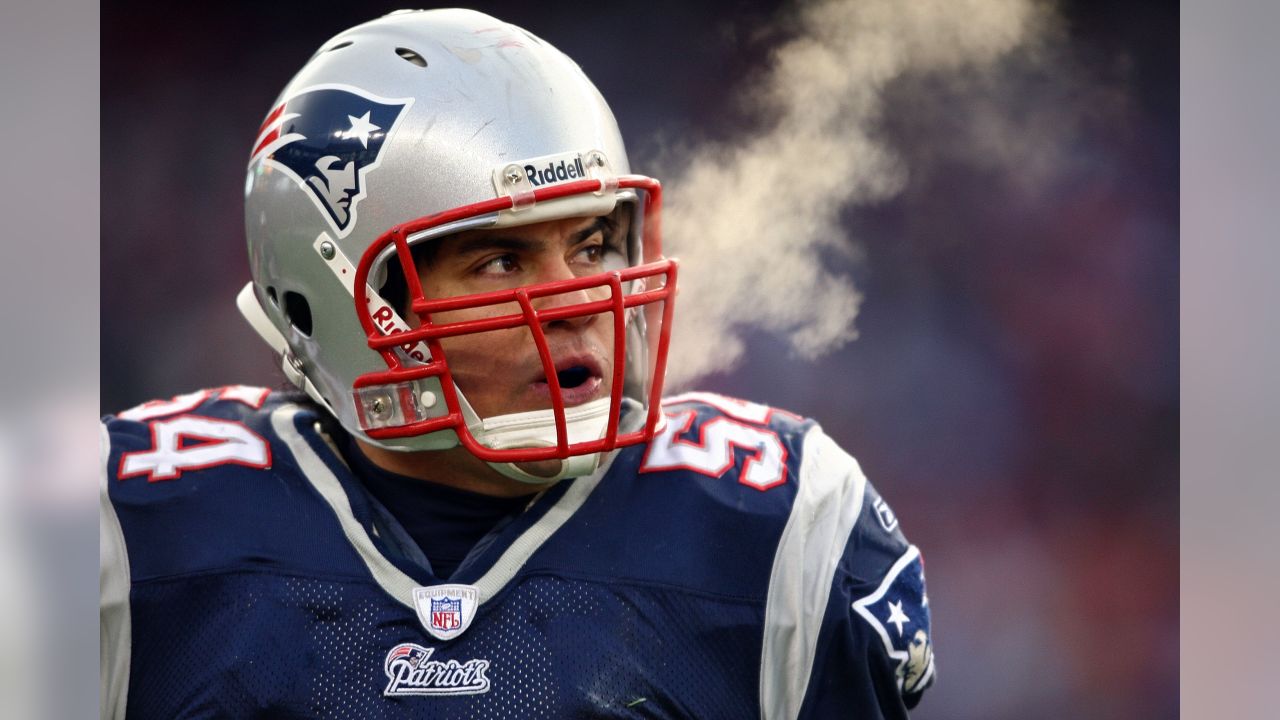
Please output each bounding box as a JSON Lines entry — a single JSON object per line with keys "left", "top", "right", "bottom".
{"left": 493, "top": 151, "right": 610, "bottom": 197}
{"left": 525, "top": 157, "right": 587, "bottom": 187}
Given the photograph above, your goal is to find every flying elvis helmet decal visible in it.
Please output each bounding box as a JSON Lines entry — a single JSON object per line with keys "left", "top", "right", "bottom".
{"left": 249, "top": 85, "right": 413, "bottom": 237}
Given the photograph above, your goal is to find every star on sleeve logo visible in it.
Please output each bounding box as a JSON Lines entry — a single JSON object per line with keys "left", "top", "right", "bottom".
{"left": 886, "top": 599, "right": 911, "bottom": 636}
{"left": 852, "top": 546, "right": 935, "bottom": 695}
{"left": 341, "top": 111, "right": 380, "bottom": 148}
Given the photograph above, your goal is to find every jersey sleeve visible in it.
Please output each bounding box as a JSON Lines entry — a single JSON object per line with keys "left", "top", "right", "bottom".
{"left": 760, "top": 426, "right": 936, "bottom": 719}
{"left": 100, "top": 423, "right": 131, "bottom": 720}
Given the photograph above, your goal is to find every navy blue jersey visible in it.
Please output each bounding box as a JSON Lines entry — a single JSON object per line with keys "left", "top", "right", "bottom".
{"left": 100, "top": 388, "right": 935, "bottom": 719}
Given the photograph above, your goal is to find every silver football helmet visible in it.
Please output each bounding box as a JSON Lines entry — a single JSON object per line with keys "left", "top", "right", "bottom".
{"left": 239, "top": 9, "right": 676, "bottom": 482}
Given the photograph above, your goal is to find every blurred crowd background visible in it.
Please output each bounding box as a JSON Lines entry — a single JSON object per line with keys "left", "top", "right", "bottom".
{"left": 102, "top": 1, "right": 1177, "bottom": 718}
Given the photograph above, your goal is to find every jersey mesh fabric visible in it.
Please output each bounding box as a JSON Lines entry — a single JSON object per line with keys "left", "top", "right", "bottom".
{"left": 127, "top": 570, "right": 764, "bottom": 718}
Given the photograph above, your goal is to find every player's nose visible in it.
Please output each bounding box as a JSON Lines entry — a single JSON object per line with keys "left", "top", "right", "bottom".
{"left": 532, "top": 260, "right": 601, "bottom": 332}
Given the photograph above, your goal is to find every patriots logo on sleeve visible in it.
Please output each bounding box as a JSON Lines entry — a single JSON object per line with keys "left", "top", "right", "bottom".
{"left": 249, "top": 86, "right": 412, "bottom": 236}
{"left": 852, "top": 545, "right": 935, "bottom": 696}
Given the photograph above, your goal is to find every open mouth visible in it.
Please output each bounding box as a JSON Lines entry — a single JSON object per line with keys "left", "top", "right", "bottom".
{"left": 530, "top": 356, "right": 605, "bottom": 405}
{"left": 555, "top": 365, "right": 593, "bottom": 389}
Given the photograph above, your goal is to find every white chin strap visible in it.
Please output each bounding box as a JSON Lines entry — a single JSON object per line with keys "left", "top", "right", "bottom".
{"left": 466, "top": 397, "right": 611, "bottom": 484}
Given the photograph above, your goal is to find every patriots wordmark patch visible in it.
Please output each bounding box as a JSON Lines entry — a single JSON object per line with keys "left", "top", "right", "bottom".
{"left": 383, "top": 643, "right": 491, "bottom": 697}
{"left": 852, "top": 545, "right": 936, "bottom": 696}
{"left": 249, "top": 85, "right": 413, "bottom": 237}
{"left": 412, "top": 584, "right": 479, "bottom": 641}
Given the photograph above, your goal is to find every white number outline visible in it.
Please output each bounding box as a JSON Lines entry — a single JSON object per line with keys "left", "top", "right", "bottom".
{"left": 640, "top": 409, "right": 789, "bottom": 491}
{"left": 118, "top": 415, "right": 272, "bottom": 483}
{"left": 115, "top": 386, "right": 273, "bottom": 483}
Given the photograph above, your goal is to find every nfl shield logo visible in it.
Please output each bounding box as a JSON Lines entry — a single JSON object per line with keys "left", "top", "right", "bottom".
{"left": 431, "top": 597, "right": 462, "bottom": 632}
{"left": 412, "top": 584, "right": 479, "bottom": 641}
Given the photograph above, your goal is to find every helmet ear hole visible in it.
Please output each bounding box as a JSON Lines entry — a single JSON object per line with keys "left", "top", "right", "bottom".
{"left": 283, "top": 291, "right": 313, "bottom": 336}
{"left": 378, "top": 262, "right": 410, "bottom": 318}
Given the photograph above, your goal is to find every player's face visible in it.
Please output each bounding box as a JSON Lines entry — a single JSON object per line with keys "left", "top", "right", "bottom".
{"left": 413, "top": 214, "right": 628, "bottom": 419}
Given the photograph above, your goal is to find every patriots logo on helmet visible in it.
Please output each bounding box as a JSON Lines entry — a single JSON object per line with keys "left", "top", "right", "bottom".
{"left": 249, "top": 86, "right": 412, "bottom": 236}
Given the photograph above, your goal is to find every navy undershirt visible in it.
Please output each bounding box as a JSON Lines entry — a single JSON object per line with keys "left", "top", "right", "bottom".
{"left": 341, "top": 437, "right": 536, "bottom": 580}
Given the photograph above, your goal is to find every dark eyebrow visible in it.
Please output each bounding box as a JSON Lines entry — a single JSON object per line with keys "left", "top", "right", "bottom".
{"left": 451, "top": 217, "right": 612, "bottom": 259}
{"left": 451, "top": 236, "right": 540, "bottom": 259}
{"left": 570, "top": 216, "right": 611, "bottom": 244}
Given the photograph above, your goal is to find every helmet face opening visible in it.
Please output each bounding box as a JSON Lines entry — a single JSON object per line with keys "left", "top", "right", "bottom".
{"left": 349, "top": 176, "right": 677, "bottom": 463}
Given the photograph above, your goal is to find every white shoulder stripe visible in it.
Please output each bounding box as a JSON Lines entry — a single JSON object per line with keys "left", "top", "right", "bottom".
{"left": 271, "top": 407, "right": 422, "bottom": 609}
{"left": 100, "top": 424, "right": 132, "bottom": 720}
{"left": 759, "top": 425, "right": 867, "bottom": 720}
{"left": 474, "top": 450, "right": 616, "bottom": 601}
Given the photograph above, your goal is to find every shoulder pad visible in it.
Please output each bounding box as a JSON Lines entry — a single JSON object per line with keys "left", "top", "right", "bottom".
{"left": 829, "top": 444, "right": 935, "bottom": 705}
{"left": 759, "top": 426, "right": 936, "bottom": 715}
{"left": 102, "top": 388, "right": 345, "bottom": 581}
{"left": 845, "top": 478, "right": 912, "bottom": 581}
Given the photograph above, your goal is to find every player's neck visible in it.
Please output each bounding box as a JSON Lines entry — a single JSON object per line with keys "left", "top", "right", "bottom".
{"left": 354, "top": 437, "right": 547, "bottom": 498}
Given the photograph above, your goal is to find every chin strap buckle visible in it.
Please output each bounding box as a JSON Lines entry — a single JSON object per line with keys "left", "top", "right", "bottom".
{"left": 353, "top": 382, "right": 437, "bottom": 431}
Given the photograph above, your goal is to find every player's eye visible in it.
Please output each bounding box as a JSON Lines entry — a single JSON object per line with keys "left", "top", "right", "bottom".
{"left": 475, "top": 255, "right": 519, "bottom": 276}
{"left": 573, "top": 235, "right": 624, "bottom": 271}
{"left": 578, "top": 244, "right": 604, "bottom": 264}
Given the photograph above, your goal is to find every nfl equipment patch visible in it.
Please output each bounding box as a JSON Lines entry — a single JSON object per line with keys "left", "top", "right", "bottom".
{"left": 412, "top": 584, "right": 480, "bottom": 641}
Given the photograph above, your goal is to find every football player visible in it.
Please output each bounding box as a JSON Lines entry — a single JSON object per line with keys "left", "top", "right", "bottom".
{"left": 101, "top": 9, "right": 935, "bottom": 718}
